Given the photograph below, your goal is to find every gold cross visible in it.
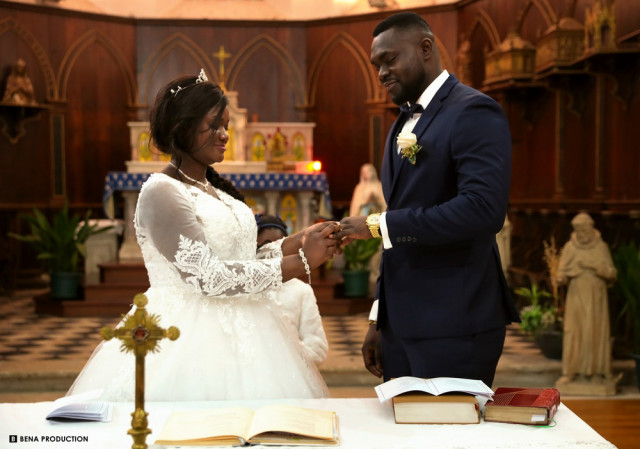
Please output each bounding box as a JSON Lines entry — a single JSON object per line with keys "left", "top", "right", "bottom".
{"left": 213, "top": 45, "right": 232, "bottom": 90}
{"left": 101, "top": 293, "right": 180, "bottom": 449}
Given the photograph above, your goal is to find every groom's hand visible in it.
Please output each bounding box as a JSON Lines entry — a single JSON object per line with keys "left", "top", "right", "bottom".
{"left": 362, "top": 324, "right": 383, "bottom": 378}
{"left": 335, "top": 216, "right": 371, "bottom": 241}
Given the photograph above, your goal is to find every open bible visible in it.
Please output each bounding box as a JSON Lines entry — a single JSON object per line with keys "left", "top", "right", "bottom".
{"left": 375, "top": 377, "right": 494, "bottom": 425}
{"left": 154, "top": 404, "right": 339, "bottom": 446}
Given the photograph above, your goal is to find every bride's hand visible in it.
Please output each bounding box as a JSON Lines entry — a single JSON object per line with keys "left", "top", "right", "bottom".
{"left": 301, "top": 221, "right": 341, "bottom": 268}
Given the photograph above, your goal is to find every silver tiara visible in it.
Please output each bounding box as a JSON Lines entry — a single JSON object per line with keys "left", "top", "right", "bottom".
{"left": 170, "top": 69, "right": 208, "bottom": 97}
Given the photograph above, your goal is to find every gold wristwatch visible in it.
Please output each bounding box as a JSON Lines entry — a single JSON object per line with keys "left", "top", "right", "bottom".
{"left": 366, "top": 213, "right": 381, "bottom": 239}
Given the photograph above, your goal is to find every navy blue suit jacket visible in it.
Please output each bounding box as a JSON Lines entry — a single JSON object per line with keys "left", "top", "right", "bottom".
{"left": 377, "top": 74, "right": 519, "bottom": 339}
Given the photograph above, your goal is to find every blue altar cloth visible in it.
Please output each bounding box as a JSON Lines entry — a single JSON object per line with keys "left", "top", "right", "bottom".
{"left": 103, "top": 171, "right": 332, "bottom": 218}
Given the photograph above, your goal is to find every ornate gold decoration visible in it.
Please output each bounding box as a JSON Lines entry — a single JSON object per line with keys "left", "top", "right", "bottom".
{"left": 536, "top": 17, "right": 585, "bottom": 72}
{"left": 213, "top": 45, "right": 232, "bottom": 91}
{"left": 585, "top": 0, "right": 617, "bottom": 52}
{"left": 101, "top": 293, "right": 180, "bottom": 449}
{"left": 484, "top": 32, "right": 536, "bottom": 86}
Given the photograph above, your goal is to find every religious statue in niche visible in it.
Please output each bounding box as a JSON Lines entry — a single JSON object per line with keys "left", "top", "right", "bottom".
{"left": 138, "top": 131, "right": 152, "bottom": 161}
{"left": 555, "top": 213, "right": 620, "bottom": 394}
{"left": 251, "top": 133, "right": 266, "bottom": 161}
{"left": 267, "top": 128, "right": 287, "bottom": 161}
{"left": 349, "top": 163, "right": 386, "bottom": 217}
{"left": 292, "top": 132, "right": 306, "bottom": 161}
{"left": 280, "top": 193, "right": 297, "bottom": 234}
{"left": 2, "top": 58, "right": 37, "bottom": 105}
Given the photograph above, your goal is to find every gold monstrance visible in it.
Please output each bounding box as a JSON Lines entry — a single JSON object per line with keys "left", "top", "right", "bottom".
{"left": 101, "top": 293, "right": 180, "bottom": 449}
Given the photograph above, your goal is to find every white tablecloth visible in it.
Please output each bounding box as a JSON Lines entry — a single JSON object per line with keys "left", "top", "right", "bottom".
{"left": 0, "top": 398, "right": 616, "bottom": 449}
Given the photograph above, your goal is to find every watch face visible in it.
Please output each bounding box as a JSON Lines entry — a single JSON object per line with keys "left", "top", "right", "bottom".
{"left": 367, "top": 215, "right": 379, "bottom": 226}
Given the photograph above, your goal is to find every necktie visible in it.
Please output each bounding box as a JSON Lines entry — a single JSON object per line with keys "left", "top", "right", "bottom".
{"left": 399, "top": 102, "right": 424, "bottom": 115}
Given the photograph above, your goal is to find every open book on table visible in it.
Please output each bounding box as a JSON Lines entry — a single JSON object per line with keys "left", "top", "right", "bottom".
{"left": 154, "top": 404, "right": 339, "bottom": 446}
{"left": 375, "top": 376, "right": 494, "bottom": 403}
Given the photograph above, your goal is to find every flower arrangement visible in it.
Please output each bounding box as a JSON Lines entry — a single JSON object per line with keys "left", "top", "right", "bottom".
{"left": 396, "top": 131, "right": 422, "bottom": 165}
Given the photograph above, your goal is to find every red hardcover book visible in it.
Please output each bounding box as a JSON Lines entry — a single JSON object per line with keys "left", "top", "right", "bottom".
{"left": 484, "top": 388, "right": 560, "bottom": 425}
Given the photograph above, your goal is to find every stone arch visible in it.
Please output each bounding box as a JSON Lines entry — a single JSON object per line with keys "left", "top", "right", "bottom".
{"left": 306, "top": 31, "right": 380, "bottom": 107}
{"left": 467, "top": 9, "right": 501, "bottom": 51}
{"left": 226, "top": 34, "right": 305, "bottom": 105}
{"left": 515, "top": 0, "right": 558, "bottom": 33}
{"left": 137, "top": 33, "right": 215, "bottom": 105}
{"left": 0, "top": 17, "right": 57, "bottom": 101}
{"left": 58, "top": 29, "right": 137, "bottom": 104}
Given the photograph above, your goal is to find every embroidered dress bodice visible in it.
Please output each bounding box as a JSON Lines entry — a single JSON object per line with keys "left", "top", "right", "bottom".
{"left": 66, "top": 173, "right": 328, "bottom": 402}
{"left": 135, "top": 174, "right": 283, "bottom": 297}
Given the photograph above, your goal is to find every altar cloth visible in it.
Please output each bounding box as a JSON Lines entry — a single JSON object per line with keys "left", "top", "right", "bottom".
{"left": 0, "top": 398, "right": 616, "bottom": 449}
{"left": 103, "top": 171, "right": 331, "bottom": 219}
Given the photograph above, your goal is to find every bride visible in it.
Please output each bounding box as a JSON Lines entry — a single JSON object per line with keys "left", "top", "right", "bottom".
{"left": 67, "top": 70, "right": 339, "bottom": 401}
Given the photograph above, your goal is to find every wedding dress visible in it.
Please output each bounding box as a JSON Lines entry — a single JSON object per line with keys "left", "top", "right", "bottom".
{"left": 67, "top": 173, "right": 329, "bottom": 401}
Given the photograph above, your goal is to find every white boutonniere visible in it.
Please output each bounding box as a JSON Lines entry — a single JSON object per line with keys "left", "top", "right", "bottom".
{"left": 397, "top": 132, "right": 422, "bottom": 165}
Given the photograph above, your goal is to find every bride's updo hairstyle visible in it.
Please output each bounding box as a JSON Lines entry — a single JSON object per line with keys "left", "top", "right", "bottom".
{"left": 149, "top": 74, "right": 244, "bottom": 202}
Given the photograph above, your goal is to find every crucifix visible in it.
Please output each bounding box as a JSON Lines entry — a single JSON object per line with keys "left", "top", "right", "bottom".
{"left": 213, "top": 45, "right": 232, "bottom": 91}
{"left": 101, "top": 293, "right": 180, "bottom": 449}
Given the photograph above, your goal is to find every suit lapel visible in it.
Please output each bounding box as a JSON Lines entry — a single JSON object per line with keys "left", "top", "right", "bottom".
{"left": 388, "top": 75, "right": 459, "bottom": 202}
{"left": 381, "top": 112, "right": 408, "bottom": 205}
{"left": 411, "top": 75, "right": 457, "bottom": 141}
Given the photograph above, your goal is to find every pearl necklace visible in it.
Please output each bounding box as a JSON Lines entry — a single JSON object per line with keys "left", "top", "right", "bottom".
{"left": 169, "top": 162, "right": 210, "bottom": 192}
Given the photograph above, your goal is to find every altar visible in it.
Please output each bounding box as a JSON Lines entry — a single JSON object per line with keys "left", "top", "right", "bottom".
{"left": 0, "top": 398, "right": 617, "bottom": 448}
{"left": 104, "top": 171, "right": 331, "bottom": 260}
{"left": 104, "top": 85, "right": 330, "bottom": 261}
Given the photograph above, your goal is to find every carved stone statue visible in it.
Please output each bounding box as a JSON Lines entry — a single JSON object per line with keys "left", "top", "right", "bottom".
{"left": 555, "top": 212, "right": 619, "bottom": 395}
{"left": 496, "top": 214, "right": 512, "bottom": 275}
{"left": 349, "top": 163, "right": 386, "bottom": 292}
{"left": 349, "top": 163, "right": 386, "bottom": 217}
{"left": 2, "top": 58, "right": 36, "bottom": 105}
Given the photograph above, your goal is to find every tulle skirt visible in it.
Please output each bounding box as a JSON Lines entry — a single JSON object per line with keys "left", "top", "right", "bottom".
{"left": 67, "top": 287, "right": 329, "bottom": 401}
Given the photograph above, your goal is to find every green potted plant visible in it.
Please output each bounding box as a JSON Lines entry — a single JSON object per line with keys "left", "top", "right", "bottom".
{"left": 612, "top": 242, "right": 640, "bottom": 387}
{"left": 515, "top": 283, "right": 562, "bottom": 359}
{"left": 9, "top": 202, "right": 111, "bottom": 299}
{"left": 341, "top": 238, "right": 381, "bottom": 297}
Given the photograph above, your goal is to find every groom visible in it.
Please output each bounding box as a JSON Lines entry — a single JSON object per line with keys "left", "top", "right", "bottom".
{"left": 336, "top": 12, "right": 519, "bottom": 387}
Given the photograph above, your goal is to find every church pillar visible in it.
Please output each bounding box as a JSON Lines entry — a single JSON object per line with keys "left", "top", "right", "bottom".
{"left": 297, "top": 191, "right": 314, "bottom": 229}
{"left": 264, "top": 191, "right": 280, "bottom": 217}
{"left": 118, "top": 191, "right": 143, "bottom": 261}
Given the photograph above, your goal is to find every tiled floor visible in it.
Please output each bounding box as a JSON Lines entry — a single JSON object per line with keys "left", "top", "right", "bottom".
{"left": 1, "top": 288, "right": 637, "bottom": 402}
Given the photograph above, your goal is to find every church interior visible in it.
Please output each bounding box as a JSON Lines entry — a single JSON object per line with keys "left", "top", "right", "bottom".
{"left": 1, "top": 0, "right": 639, "bottom": 447}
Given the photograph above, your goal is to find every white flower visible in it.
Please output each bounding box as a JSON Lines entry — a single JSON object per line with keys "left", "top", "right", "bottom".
{"left": 396, "top": 132, "right": 422, "bottom": 165}
{"left": 397, "top": 131, "right": 418, "bottom": 149}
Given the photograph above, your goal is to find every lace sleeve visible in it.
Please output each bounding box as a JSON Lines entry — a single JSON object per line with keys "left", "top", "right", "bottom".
{"left": 135, "top": 178, "right": 283, "bottom": 297}
{"left": 256, "top": 237, "right": 285, "bottom": 260}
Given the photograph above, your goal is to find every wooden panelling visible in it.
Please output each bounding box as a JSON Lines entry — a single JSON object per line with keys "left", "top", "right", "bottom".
{"left": 1, "top": 0, "right": 639, "bottom": 287}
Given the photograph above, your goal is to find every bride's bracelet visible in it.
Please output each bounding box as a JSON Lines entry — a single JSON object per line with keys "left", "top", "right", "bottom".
{"left": 298, "top": 248, "right": 311, "bottom": 284}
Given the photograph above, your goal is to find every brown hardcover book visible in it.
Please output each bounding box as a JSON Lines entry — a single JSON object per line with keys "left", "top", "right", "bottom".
{"left": 484, "top": 387, "right": 561, "bottom": 425}
{"left": 392, "top": 393, "right": 480, "bottom": 424}
{"left": 154, "top": 404, "right": 339, "bottom": 446}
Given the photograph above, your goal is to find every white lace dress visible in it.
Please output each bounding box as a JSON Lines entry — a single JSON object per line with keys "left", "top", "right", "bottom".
{"left": 67, "top": 173, "right": 329, "bottom": 401}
